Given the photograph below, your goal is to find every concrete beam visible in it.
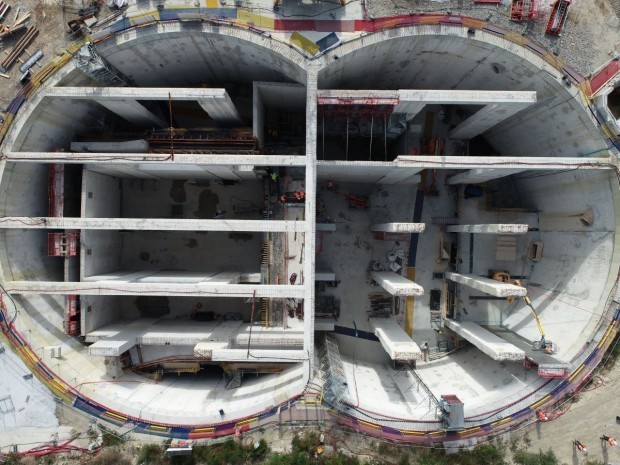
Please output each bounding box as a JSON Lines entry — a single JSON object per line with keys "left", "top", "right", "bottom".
{"left": 369, "top": 318, "right": 423, "bottom": 361}
{"left": 4, "top": 281, "right": 305, "bottom": 298}
{"left": 210, "top": 349, "right": 307, "bottom": 362}
{"left": 378, "top": 169, "right": 423, "bottom": 185}
{"left": 0, "top": 217, "right": 306, "bottom": 233}
{"left": 445, "top": 272, "right": 526, "bottom": 297}
{"left": 446, "top": 224, "right": 528, "bottom": 234}
{"left": 371, "top": 223, "right": 426, "bottom": 233}
{"left": 317, "top": 89, "right": 399, "bottom": 105}
{"left": 395, "top": 156, "right": 613, "bottom": 170}
{"left": 445, "top": 320, "right": 525, "bottom": 362}
{"left": 4, "top": 152, "right": 307, "bottom": 166}
{"left": 449, "top": 101, "right": 534, "bottom": 139}
{"left": 447, "top": 168, "right": 527, "bottom": 185}
{"left": 94, "top": 99, "right": 167, "bottom": 128}
{"left": 45, "top": 87, "right": 242, "bottom": 125}
{"left": 396, "top": 90, "right": 536, "bottom": 134}
{"left": 370, "top": 271, "right": 424, "bottom": 296}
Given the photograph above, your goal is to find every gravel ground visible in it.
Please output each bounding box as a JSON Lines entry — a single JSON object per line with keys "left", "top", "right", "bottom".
{"left": 367, "top": 0, "right": 620, "bottom": 77}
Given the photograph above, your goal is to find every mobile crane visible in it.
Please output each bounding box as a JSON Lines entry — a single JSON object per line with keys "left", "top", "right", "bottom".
{"left": 493, "top": 272, "right": 555, "bottom": 354}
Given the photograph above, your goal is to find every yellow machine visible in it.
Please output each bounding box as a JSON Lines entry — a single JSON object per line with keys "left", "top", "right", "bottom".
{"left": 493, "top": 272, "right": 555, "bottom": 353}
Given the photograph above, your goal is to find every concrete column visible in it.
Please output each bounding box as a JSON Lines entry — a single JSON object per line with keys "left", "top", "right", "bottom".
{"left": 371, "top": 223, "right": 426, "bottom": 233}
{"left": 447, "top": 168, "right": 527, "bottom": 184}
{"left": 370, "top": 271, "right": 424, "bottom": 296}
{"left": 5, "top": 281, "right": 306, "bottom": 298}
{"left": 94, "top": 99, "right": 167, "bottom": 128}
{"left": 446, "top": 224, "right": 528, "bottom": 234}
{"left": 0, "top": 217, "right": 307, "bottom": 233}
{"left": 303, "top": 64, "right": 319, "bottom": 362}
{"left": 445, "top": 272, "right": 526, "bottom": 297}
{"left": 104, "top": 356, "right": 122, "bottom": 379}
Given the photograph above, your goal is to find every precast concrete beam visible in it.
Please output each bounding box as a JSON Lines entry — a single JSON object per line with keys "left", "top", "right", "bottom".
{"left": 446, "top": 224, "right": 528, "bottom": 234}
{"left": 445, "top": 320, "right": 525, "bottom": 362}
{"left": 94, "top": 98, "right": 167, "bottom": 128}
{"left": 4, "top": 281, "right": 306, "bottom": 298}
{"left": 369, "top": 318, "right": 423, "bottom": 361}
{"left": 395, "top": 156, "right": 613, "bottom": 170}
{"left": 447, "top": 168, "right": 527, "bottom": 184}
{"left": 45, "top": 87, "right": 242, "bottom": 125}
{"left": 445, "top": 272, "right": 526, "bottom": 297}
{"left": 449, "top": 101, "right": 534, "bottom": 139}
{"left": 395, "top": 89, "right": 536, "bottom": 123}
{"left": 378, "top": 169, "right": 423, "bottom": 185}
{"left": 371, "top": 223, "right": 426, "bottom": 233}
{"left": 317, "top": 89, "right": 399, "bottom": 105}
{"left": 370, "top": 271, "right": 424, "bottom": 296}
{"left": 210, "top": 349, "right": 307, "bottom": 362}
{"left": 0, "top": 217, "right": 306, "bottom": 233}
{"left": 5, "top": 152, "right": 307, "bottom": 166}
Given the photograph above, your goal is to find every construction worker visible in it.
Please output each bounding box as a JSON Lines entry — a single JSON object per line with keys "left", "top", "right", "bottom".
{"left": 601, "top": 435, "right": 617, "bottom": 447}
{"left": 294, "top": 191, "right": 301, "bottom": 200}
{"left": 536, "top": 410, "right": 548, "bottom": 422}
{"left": 269, "top": 170, "right": 278, "bottom": 183}
{"left": 573, "top": 439, "right": 587, "bottom": 452}
{"left": 280, "top": 194, "right": 287, "bottom": 203}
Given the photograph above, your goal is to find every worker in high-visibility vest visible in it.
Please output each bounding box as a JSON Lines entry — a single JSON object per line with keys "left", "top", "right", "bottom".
{"left": 602, "top": 435, "right": 617, "bottom": 447}
{"left": 536, "top": 410, "right": 548, "bottom": 422}
{"left": 574, "top": 439, "right": 587, "bottom": 452}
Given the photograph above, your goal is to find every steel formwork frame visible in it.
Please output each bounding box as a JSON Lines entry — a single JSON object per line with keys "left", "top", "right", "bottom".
{"left": 510, "top": 0, "right": 538, "bottom": 20}
{"left": 48, "top": 164, "right": 64, "bottom": 217}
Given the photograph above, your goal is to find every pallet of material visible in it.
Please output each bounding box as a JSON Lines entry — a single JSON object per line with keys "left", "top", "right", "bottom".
{"left": 0, "top": 26, "right": 38, "bottom": 73}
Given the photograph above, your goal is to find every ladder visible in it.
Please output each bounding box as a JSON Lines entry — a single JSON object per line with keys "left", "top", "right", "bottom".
{"left": 545, "top": 0, "right": 571, "bottom": 35}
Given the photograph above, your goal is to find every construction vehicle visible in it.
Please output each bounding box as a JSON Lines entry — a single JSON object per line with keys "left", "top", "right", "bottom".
{"left": 492, "top": 272, "right": 555, "bottom": 353}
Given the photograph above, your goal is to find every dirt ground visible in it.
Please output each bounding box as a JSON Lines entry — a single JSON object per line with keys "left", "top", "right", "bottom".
{"left": 511, "top": 360, "right": 620, "bottom": 465}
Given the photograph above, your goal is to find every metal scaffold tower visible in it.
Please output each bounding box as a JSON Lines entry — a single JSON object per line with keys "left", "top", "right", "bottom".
{"left": 510, "top": 0, "right": 538, "bottom": 20}
{"left": 73, "top": 43, "right": 130, "bottom": 87}
{"left": 318, "top": 335, "right": 349, "bottom": 407}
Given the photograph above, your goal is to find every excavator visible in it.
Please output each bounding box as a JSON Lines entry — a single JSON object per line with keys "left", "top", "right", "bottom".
{"left": 493, "top": 271, "right": 555, "bottom": 354}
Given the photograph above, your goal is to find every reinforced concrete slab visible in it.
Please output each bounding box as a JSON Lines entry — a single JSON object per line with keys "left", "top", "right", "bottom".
{"left": 446, "top": 224, "right": 529, "bottom": 234}
{"left": 445, "top": 319, "right": 525, "bottom": 362}
{"left": 369, "top": 318, "right": 423, "bottom": 361}
{"left": 371, "top": 271, "right": 424, "bottom": 296}
{"left": 445, "top": 272, "right": 527, "bottom": 297}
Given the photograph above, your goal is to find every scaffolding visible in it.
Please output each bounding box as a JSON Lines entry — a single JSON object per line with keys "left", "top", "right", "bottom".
{"left": 48, "top": 164, "right": 64, "bottom": 217}
{"left": 64, "top": 295, "right": 80, "bottom": 336}
{"left": 48, "top": 232, "right": 80, "bottom": 257}
{"left": 318, "top": 335, "right": 349, "bottom": 407}
{"left": 73, "top": 42, "right": 130, "bottom": 87}
{"left": 510, "top": 0, "right": 538, "bottom": 21}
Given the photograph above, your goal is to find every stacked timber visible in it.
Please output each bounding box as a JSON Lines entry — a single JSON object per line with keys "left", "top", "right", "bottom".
{"left": 0, "top": 26, "right": 38, "bottom": 73}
